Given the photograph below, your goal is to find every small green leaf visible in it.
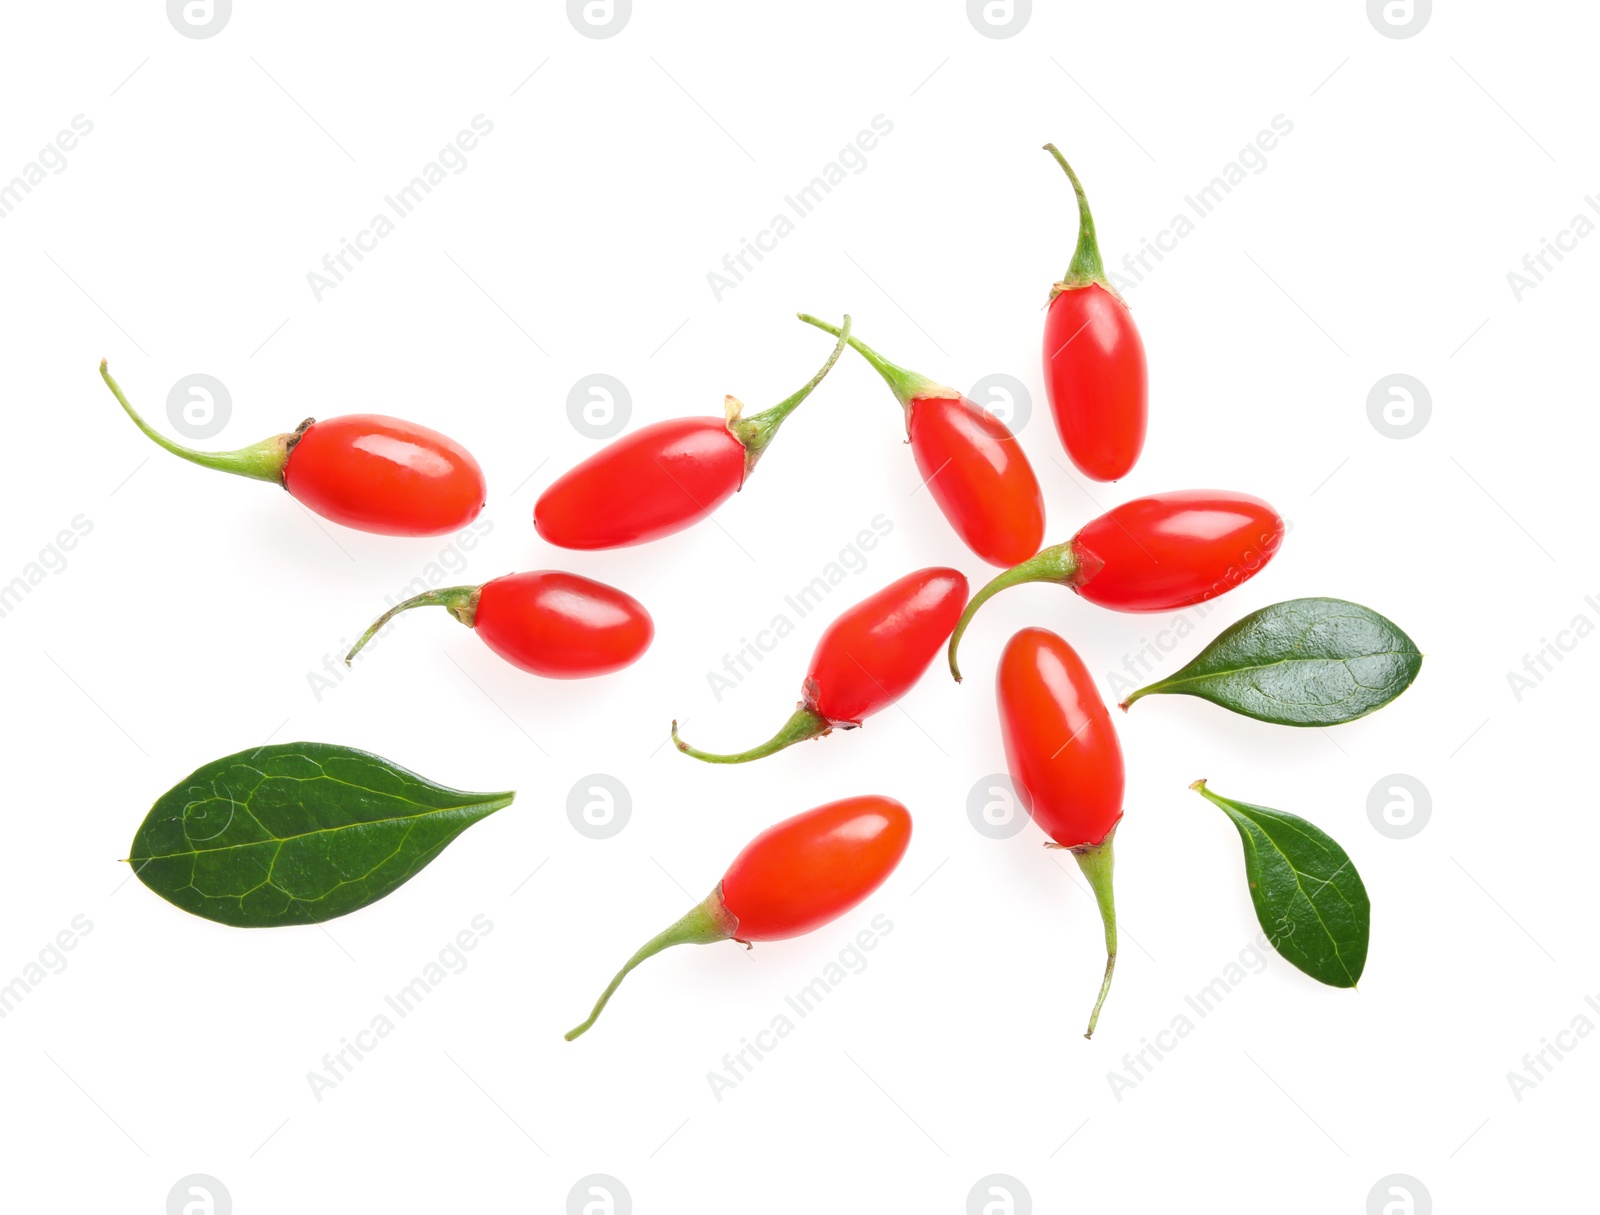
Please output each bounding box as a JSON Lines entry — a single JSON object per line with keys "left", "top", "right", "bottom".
{"left": 1191, "top": 780, "right": 1369, "bottom": 988}
{"left": 130, "top": 743, "right": 513, "bottom": 928}
{"left": 1123, "top": 597, "right": 1421, "bottom": 726}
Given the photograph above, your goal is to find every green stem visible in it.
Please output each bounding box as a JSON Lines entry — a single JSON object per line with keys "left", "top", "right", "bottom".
{"left": 564, "top": 889, "right": 738, "bottom": 1041}
{"left": 671, "top": 705, "right": 833, "bottom": 765}
{"left": 795, "top": 313, "right": 957, "bottom": 420}
{"left": 99, "top": 359, "right": 293, "bottom": 484}
{"left": 947, "top": 542, "right": 1081, "bottom": 682}
{"left": 1072, "top": 830, "right": 1118, "bottom": 1040}
{"left": 1042, "top": 144, "right": 1110, "bottom": 296}
{"left": 728, "top": 315, "right": 852, "bottom": 476}
{"left": 344, "top": 584, "right": 482, "bottom": 666}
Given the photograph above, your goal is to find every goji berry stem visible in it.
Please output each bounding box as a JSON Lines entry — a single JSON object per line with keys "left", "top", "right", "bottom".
{"left": 1073, "top": 830, "right": 1118, "bottom": 1040}
{"left": 1043, "top": 144, "right": 1113, "bottom": 298}
{"left": 344, "top": 585, "right": 482, "bottom": 666}
{"left": 564, "top": 888, "right": 739, "bottom": 1041}
{"left": 796, "top": 313, "right": 959, "bottom": 424}
{"left": 100, "top": 359, "right": 294, "bottom": 484}
{"left": 671, "top": 706, "right": 833, "bottom": 765}
{"left": 728, "top": 315, "right": 852, "bottom": 476}
{"left": 947, "top": 542, "right": 1086, "bottom": 681}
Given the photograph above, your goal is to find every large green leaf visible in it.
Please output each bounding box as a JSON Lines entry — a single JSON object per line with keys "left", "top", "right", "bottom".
{"left": 130, "top": 743, "right": 513, "bottom": 927}
{"left": 1123, "top": 598, "right": 1421, "bottom": 725}
{"left": 1192, "top": 781, "right": 1368, "bottom": 987}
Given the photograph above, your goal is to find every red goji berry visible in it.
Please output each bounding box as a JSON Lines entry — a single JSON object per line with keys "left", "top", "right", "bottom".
{"left": 949, "top": 489, "right": 1284, "bottom": 679}
{"left": 343, "top": 571, "right": 653, "bottom": 678}
{"left": 672, "top": 567, "right": 968, "bottom": 764}
{"left": 565, "top": 795, "right": 911, "bottom": 1039}
{"left": 997, "top": 627, "right": 1123, "bottom": 1037}
{"left": 797, "top": 314, "right": 1044, "bottom": 567}
{"left": 534, "top": 320, "right": 852, "bottom": 549}
{"left": 1041, "top": 145, "right": 1148, "bottom": 483}
{"left": 100, "top": 361, "right": 486, "bottom": 538}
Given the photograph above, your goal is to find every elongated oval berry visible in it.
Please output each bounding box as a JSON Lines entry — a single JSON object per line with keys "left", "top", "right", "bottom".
{"left": 1071, "top": 490, "right": 1283, "bottom": 612}
{"left": 910, "top": 397, "right": 1045, "bottom": 565}
{"left": 996, "top": 627, "right": 1123, "bottom": 1038}
{"left": 564, "top": 795, "right": 911, "bottom": 1039}
{"left": 797, "top": 315, "right": 1045, "bottom": 567}
{"left": 721, "top": 795, "right": 912, "bottom": 939}
{"left": 672, "top": 567, "right": 968, "bottom": 764}
{"left": 534, "top": 320, "right": 853, "bottom": 549}
{"left": 535, "top": 417, "right": 745, "bottom": 549}
{"left": 284, "top": 415, "right": 486, "bottom": 536}
{"left": 997, "top": 628, "right": 1124, "bottom": 850}
{"left": 948, "top": 489, "right": 1284, "bottom": 679}
{"left": 101, "top": 361, "right": 486, "bottom": 538}
{"left": 344, "top": 571, "right": 653, "bottom": 678}
{"left": 1041, "top": 145, "right": 1148, "bottom": 483}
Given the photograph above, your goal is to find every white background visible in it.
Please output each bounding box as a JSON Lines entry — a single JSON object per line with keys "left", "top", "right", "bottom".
{"left": 0, "top": 2, "right": 1592, "bottom": 1211}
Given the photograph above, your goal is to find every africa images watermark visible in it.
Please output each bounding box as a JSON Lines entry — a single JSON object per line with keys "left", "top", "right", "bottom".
{"left": 0, "top": 114, "right": 94, "bottom": 221}
{"left": 306, "top": 115, "right": 495, "bottom": 302}
{"left": 1106, "top": 927, "right": 1290, "bottom": 1102}
{"left": 705, "top": 913, "right": 894, "bottom": 1102}
{"left": 704, "top": 514, "right": 893, "bottom": 702}
{"left": 306, "top": 517, "right": 494, "bottom": 701}
{"left": 1505, "top": 989, "right": 1600, "bottom": 1103}
{"left": 1108, "top": 115, "right": 1294, "bottom": 295}
{"left": 1503, "top": 593, "right": 1600, "bottom": 703}
{"left": 706, "top": 115, "right": 895, "bottom": 302}
{"left": 305, "top": 913, "right": 494, "bottom": 1102}
{"left": 0, "top": 515, "right": 94, "bottom": 623}
{"left": 1505, "top": 196, "right": 1600, "bottom": 302}
{"left": 0, "top": 914, "right": 94, "bottom": 1021}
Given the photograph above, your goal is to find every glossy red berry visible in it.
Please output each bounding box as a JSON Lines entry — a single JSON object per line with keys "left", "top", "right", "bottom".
{"left": 1041, "top": 146, "right": 1148, "bottom": 483}
{"left": 283, "top": 415, "right": 486, "bottom": 537}
{"left": 344, "top": 571, "right": 653, "bottom": 679}
{"left": 673, "top": 567, "right": 969, "bottom": 764}
{"left": 721, "top": 795, "right": 912, "bottom": 940}
{"left": 565, "top": 795, "right": 911, "bottom": 1039}
{"left": 997, "top": 628, "right": 1124, "bottom": 849}
{"left": 949, "top": 489, "right": 1285, "bottom": 680}
{"left": 534, "top": 417, "right": 744, "bottom": 549}
{"left": 534, "top": 321, "right": 853, "bottom": 549}
{"left": 100, "top": 361, "right": 485, "bottom": 538}
{"left": 797, "top": 315, "right": 1045, "bottom": 567}
{"left": 909, "top": 395, "right": 1045, "bottom": 565}
{"left": 996, "top": 627, "right": 1123, "bottom": 1038}
{"left": 1071, "top": 490, "right": 1284, "bottom": 613}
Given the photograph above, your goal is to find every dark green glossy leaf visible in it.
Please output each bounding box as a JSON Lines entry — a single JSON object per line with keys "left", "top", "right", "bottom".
{"left": 1123, "top": 598, "right": 1421, "bottom": 726}
{"left": 1192, "top": 781, "right": 1368, "bottom": 987}
{"left": 130, "top": 743, "right": 513, "bottom": 928}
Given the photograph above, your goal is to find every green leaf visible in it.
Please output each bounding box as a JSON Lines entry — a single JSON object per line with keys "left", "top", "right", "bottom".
{"left": 129, "top": 743, "right": 513, "bottom": 928}
{"left": 1122, "top": 597, "right": 1421, "bottom": 726}
{"left": 1191, "top": 780, "right": 1369, "bottom": 987}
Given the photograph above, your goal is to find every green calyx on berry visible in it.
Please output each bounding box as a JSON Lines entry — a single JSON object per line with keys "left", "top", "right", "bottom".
{"left": 670, "top": 705, "right": 836, "bottom": 765}
{"left": 726, "top": 314, "right": 853, "bottom": 479}
{"left": 1043, "top": 144, "right": 1121, "bottom": 303}
{"left": 344, "top": 584, "right": 484, "bottom": 666}
{"left": 1070, "top": 829, "right": 1118, "bottom": 1039}
{"left": 796, "top": 313, "right": 959, "bottom": 433}
{"left": 100, "top": 359, "right": 302, "bottom": 486}
{"left": 564, "top": 885, "right": 742, "bottom": 1041}
{"left": 946, "top": 539, "right": 1104, "bottom": 681}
